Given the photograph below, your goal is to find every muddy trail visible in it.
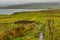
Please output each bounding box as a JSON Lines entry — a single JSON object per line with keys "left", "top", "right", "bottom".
{"left": 39, "top": 24, "right": 45, "bottom": 40}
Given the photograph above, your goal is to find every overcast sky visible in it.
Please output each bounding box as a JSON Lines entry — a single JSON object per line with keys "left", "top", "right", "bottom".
{"left": 0, "top": 0, "right": 60, "bottom": 4}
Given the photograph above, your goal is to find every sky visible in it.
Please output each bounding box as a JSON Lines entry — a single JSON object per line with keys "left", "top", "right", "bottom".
{"left": 0, "top": 0, "right": 60, "bottom": 4}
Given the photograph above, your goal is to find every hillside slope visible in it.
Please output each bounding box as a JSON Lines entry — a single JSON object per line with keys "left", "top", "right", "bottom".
{"left": 0, "top": 2, "right": 60, "bottom": 9}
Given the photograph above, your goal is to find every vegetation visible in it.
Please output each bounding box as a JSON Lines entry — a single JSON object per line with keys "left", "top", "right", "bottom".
{"left": 0, "top": 9, "right": 60, "bottom": 40}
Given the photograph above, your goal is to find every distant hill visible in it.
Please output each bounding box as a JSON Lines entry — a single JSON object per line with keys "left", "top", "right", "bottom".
{"left": 0, "top": 2, "right": 60, "bottom": 9}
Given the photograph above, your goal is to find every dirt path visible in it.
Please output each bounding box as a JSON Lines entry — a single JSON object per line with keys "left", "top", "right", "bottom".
{"left": 39, "top": 24, "right": 45, "bottom": 40}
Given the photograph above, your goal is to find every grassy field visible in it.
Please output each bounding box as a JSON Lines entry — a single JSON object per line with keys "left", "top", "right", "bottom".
{"left": 0, "top": 9, "right": 60, "bottom": 40}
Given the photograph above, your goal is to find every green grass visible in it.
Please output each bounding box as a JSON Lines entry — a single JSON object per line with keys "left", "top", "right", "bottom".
{"left": 0, "top": 9, "right": 60, "bottom": 40}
